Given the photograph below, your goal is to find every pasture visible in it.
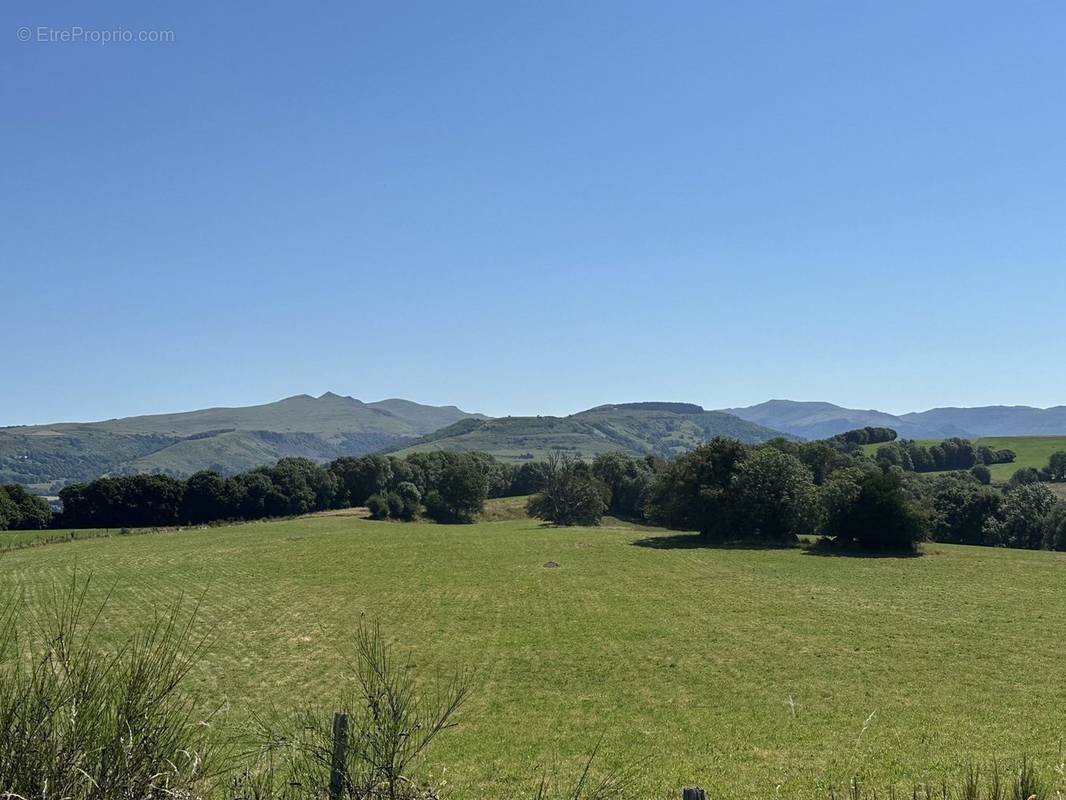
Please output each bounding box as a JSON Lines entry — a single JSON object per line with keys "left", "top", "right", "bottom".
{"left": 3, "top": 506, "right": 1066, "bottom": 798}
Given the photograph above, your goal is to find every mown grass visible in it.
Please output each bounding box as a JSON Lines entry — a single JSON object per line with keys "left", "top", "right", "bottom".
{"left": 3, "top": 512, "right": 1066, "bottom": 799}
{"left": 863, "top": 435, "right": 1066, "bottom": 482}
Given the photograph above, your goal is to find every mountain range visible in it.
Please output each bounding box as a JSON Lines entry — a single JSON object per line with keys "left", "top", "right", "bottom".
{"left": 3, "top": 395, "right": 1065, "bottom": 492}
{"left": 0, "top": 393, "right": 484, "bottom": 490}
{"left": 725, "top": 400, "right": 1066, "bottom": 440}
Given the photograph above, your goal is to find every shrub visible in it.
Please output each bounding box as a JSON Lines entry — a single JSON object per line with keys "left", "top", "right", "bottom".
{"left": 1009, "top": 467, "right": 1042, "bottom": 486}
{"left": 527, "top": 452, "right": 608, "bottom": 526}
{"left": 366, "top": 493, "right": 390, "bottom": 520}
{"left": 0, "top": 577, "right": 213, "bottom": 799}
{"left": 969, "top": 464, "right": 992, "bottom": 485}
{"left": 822, "top": 467, "right": 926, "bottom": 551}
{"left": 232, "top": 620, "right": 470, "bottom": 800}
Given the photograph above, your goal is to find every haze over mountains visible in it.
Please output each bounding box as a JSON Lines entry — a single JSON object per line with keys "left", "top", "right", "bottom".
{"left": 2, "top": 394, "right": 1064, "bottom": 491}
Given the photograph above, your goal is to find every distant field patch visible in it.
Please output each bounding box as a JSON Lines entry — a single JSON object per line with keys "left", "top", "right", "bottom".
{"left": 863, "top": 435, "right": 1066, "bottom": 482}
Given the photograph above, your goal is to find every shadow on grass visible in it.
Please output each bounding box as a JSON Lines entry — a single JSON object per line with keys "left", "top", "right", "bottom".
{"left": 630, "top": 533, "right": 798, "bottom": 550}
{"left": 802, "top": 539, "right": 923, "bottom": 559}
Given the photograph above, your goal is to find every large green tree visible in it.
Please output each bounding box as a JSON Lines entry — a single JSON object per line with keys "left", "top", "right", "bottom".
{"left": 983, "top": 484, "right": 1056, "bottom": 549}
{"left": 422, "top": 454, "right": 489, "bottom": 524}
{"left": 731, "top": 448, "right": 820, "bottom": 543}
{"left": 645, "top": 438, "right": 748, "bottom": 540}
{"left": 822, "top": 467, "right": 926, "bottom": 551}
{"left": 0, "top": 485, "right": 52, "bottom": 530}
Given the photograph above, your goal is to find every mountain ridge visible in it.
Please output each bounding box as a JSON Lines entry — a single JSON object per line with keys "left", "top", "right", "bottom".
{"left": 5, "top": 394, "right": 1065, "bottom": 491}
{"left": 388, "top": 403, "right": 790, "bottom": 462}
{"left": 0, "top": 393, "right": 486, "bottom": 489}
{"left": 726, "top": 399, "right": 1066, "bottom": 440}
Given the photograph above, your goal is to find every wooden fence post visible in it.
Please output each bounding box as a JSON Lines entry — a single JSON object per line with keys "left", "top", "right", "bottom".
{"left": 683, "top": 787, "right": 706, "bottom": 800}
{"left": 329, "top": 712, "right": 349, "bottom": 800}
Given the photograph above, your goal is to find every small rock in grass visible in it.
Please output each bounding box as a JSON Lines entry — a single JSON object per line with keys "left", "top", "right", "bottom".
{"left": 543, "top": 561, "right": 560, "bottom": 568}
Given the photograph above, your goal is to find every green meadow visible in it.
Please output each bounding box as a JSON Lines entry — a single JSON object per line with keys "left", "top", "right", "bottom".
{"left": 3, "top": 505, "right": 1066, "bottom": 798}
{"left": 863, "top": 435, "right": 1066, "bottom": 482}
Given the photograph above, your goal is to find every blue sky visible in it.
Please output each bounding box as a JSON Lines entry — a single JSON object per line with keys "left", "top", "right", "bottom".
{"left": 4, "top": 1, "right": 1065, "bottom": 425}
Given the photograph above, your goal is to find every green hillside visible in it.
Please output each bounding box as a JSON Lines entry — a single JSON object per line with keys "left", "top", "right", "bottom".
{"left": 0, "top": 393, "right": 484, "bottom": 488}
{"left": 390, "top": 402, "right": 788, "bottom": 461}
{"left": 863, "top": 435, "right": 1066, "bottom": 482}
{"left": 4, "top": 513, "right": 1066, "bottom": 797}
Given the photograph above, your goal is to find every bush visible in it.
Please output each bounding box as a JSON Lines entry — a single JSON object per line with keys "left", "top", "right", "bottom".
{"left": 1009, "top": 467, "right": 1042, "bottom": 486}
{"left": 822, "top": 467, "right": 926, "bottom": 551}
{"left": 969, "top": 464, "right": 992, "bottom": 485}
{"left": 527, "top": 452, "right": 608, "bottom": 526}
{"left": 366, "top": 493, "right": 390, "bottom": 520}
{"left": 0, "top": 577, "right": 213, "bottom": 798}
{"left": 233, "top": 619, "right": 470, "bottom": 800}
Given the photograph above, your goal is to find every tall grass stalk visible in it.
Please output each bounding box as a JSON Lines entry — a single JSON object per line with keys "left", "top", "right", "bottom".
{"left": 0, "top": 574, "right": 215, "bottom": 800}
{"left": 227, "top": 620, "right": 470, "bottom": 800}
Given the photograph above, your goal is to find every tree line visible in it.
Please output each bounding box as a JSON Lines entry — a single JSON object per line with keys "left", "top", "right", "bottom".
{"left": 524, "top": 436, "right": 1066, "bottom": 554}
{"left": 52, "top": 452, "right": 556, "bottom": 529}
{"left": 9, "top": 431, "right": 1066, "bottom": 556}
{"left": 874, "top": 437, "right": 1016, "bottom": 473}
{"left": 0, "top": 484, "right": 52, "bottom": 531}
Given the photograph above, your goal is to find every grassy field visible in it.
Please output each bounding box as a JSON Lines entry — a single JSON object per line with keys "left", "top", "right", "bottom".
{"left": 863, "top": 435, "right": 1066, "bottom": 482}
{"left": 4, "top": 508, "right": 1066, "bottom": 798}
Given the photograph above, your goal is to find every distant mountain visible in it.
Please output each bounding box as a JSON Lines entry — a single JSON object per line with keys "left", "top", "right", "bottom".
{"left": 725, "top": 400, "right": 1066, "bottom": 440}
{"left": 900, "top": 406, "right": 1066, "bottom": 437}
{"left": 0, "top": 393, "right": 485, "bottom": 489}
{"left": 722, "top": 400, "right": 948, "bottom": 440}
{"left": 9, "top": 392, "right": 1064, "bottom": 491}
{"left": 388, "top": 402, "right": 788, "bottom": 461}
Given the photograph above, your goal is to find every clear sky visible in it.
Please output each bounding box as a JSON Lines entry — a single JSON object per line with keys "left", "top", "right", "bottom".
{"left": 4, "top": 1, "right": 1065, "bottom": 425}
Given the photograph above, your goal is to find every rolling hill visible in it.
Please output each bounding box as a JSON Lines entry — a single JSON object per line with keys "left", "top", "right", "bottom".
{"left": 0, "top": 393, "right": 485, "bottom": 489}
{"left": 388, "top": 402, "right": 788, "bottom": 461}
{"left": 725, "top": 400, "right": 1066, "bottom": 440}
